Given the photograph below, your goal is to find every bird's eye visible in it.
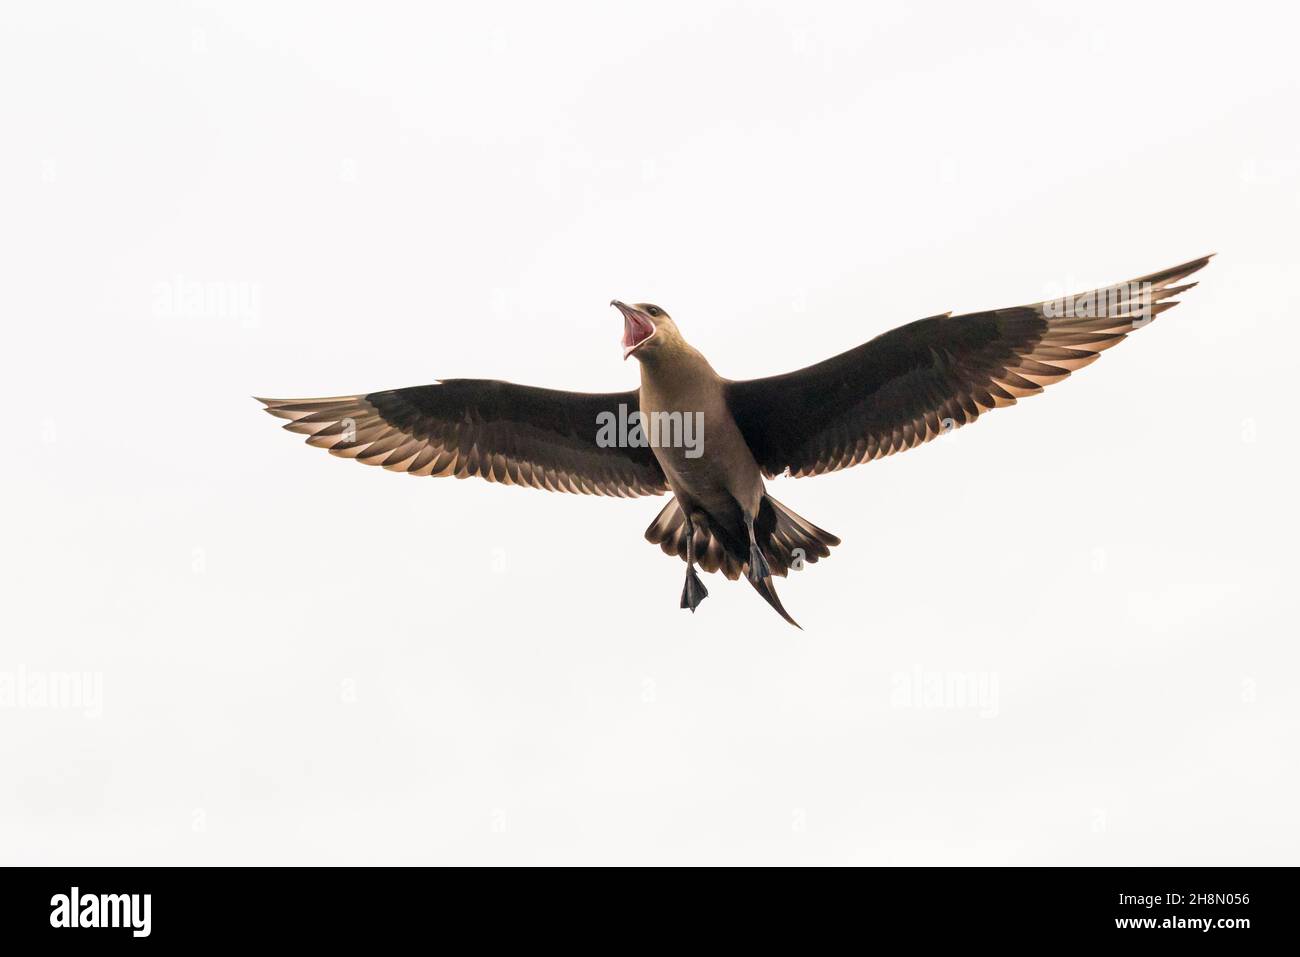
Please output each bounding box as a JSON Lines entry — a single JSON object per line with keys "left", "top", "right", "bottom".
{"left": 647, "top": 306, "right": 661, "bottom": 317}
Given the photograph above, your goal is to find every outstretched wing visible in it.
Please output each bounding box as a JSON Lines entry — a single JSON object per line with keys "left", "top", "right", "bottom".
{"left": 727, "top": 256, "right": 1211, "bottom": 478}
{"left": 258, "top": 379, "right": 667, "bottom": 497}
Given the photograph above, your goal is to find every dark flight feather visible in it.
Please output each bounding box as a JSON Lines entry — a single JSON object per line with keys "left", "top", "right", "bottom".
{"left": 725, "top": 256, "right": 1212, "bottom": 478}
{"left": 257, "top": 380, "right": 668, "bottom": 498}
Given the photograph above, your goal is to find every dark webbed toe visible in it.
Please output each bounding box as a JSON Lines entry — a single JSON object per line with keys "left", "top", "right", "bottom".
{"left": 681, "top": 567, "right": 709, "bottom": 612}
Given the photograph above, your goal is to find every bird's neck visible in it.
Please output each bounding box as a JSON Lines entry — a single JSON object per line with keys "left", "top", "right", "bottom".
{"left": 638, "top": 339, "right": 718, "bottom": 395}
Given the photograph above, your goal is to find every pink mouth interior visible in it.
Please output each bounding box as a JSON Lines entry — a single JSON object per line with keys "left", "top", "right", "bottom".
{"left": 622, "top": 312, "right": 655, "bottom": 351}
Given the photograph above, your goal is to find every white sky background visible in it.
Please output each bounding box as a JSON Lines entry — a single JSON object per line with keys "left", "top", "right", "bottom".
{"left": 2, "top": 1, "right": 1297, "bottom": 865}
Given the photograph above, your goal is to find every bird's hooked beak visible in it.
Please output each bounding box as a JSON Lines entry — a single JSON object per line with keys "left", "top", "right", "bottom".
{"left": 612, "top": 300, "right": 655, "bottom": 359}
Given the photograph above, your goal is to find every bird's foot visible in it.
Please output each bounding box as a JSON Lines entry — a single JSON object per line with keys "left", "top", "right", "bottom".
{"left": 747, "top": 545, "right": 771, "bottom": 584}
{"left": 680, "top": 566, "right": 709, "bottom": 612}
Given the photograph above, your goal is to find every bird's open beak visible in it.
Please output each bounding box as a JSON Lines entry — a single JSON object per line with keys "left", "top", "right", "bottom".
{"left": 612, "top": 300, "right": 656, "bottom": 359}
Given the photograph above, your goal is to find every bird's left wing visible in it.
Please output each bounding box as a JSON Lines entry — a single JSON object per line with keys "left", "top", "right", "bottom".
{"left": 726, "top": 256, "right": 1211, "bottom": 478}
{"left": 258, "top": 379, "right": 667, "bottom": 497}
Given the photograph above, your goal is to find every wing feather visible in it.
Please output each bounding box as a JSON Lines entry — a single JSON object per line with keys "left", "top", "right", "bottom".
{"left": 727, "top": 256, "right": 1211, "bottom": 478}
{"left": 258, "top": 380, "right": 667, "bottom": 497}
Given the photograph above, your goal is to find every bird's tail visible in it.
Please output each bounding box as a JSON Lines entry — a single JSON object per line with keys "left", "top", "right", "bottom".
{"left": 645, "top": 494, "right": 839, "bottom": 628}
{"left": 746, "top": 495, "right": 840, "bottom": 629}
{"left": 756, "top": 495, "right": 841, "bottom": 577}
{"left": 748, "top": 574, "right": 802, "bottom": 629}
{"left": 644, "top": 494, "right": 840, "bottom": 580}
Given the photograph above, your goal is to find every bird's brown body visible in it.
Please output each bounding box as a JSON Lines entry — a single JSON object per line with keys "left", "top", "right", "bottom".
{"left": 258, "top": 255, "right": 1211, "bottom": 627}
{"left": 637, "top": 341, "right": 762, "bottom": 519}
{"left": 631, "top": 329, "right": 810, "bottom": 622}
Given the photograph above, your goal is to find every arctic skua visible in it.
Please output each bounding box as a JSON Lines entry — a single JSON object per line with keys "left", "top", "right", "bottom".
{"left": 258, "top": 255, "right": 1210, "bottom": 627}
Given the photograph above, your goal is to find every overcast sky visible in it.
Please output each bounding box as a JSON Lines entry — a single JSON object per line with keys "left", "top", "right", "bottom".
{"left": 2, "top": 0, "right": 1297, "bottom": 864}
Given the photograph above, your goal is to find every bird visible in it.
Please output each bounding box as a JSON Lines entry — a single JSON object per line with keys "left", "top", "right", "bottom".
{"left": 257, "top": 255, "right": 1210, "bottom": 627}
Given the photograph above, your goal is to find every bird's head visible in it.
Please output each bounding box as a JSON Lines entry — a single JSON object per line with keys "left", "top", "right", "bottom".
{"left": 612, "top": 300, "right": 679, "bottom": 361}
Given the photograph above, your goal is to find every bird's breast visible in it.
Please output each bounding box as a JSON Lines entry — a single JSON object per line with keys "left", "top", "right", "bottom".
{"left": 639, "top": 399, "right": 763, "bottom": 508}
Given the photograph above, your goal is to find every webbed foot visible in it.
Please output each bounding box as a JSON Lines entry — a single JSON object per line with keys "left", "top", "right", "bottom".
{"left": 680, "top": 566, "right": 709, "bottom": 612}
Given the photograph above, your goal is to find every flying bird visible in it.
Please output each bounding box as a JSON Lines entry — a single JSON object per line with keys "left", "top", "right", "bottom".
{"left": 258, "top": 255, "right": 1210, "bottom": 627}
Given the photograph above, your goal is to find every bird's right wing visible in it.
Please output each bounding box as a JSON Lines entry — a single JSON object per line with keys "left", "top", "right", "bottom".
{"left": 258, "top": 379, "right": 668, "bottom": 497}
{"left": 726, "top": 256, "right": 1211, "bottom": 478}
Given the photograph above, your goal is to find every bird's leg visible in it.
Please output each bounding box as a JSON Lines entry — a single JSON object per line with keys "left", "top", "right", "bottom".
{"left": 680, "top": 515, "right": 709, "bottom": 612}
{"left": 744, "top": 510, "right": 771, "bottom": 584}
